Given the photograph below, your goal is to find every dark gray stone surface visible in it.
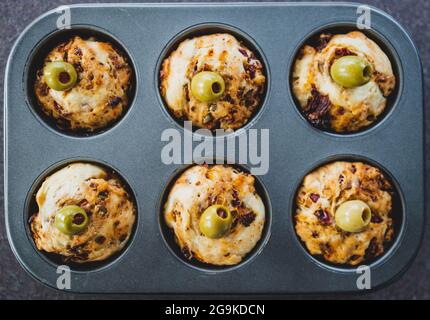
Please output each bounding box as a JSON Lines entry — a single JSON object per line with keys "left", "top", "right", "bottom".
{"left": 0, "top": 0, "right": 428, "bottom": 300}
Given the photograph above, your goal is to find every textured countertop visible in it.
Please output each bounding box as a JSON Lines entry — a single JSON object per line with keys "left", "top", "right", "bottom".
{"left": 1, "top": 0, "right": 429, "bottom": 300}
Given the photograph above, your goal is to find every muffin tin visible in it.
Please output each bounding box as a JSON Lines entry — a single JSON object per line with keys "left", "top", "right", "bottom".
{"left": 4, "top": 3, "right": 424, "bottom": 293}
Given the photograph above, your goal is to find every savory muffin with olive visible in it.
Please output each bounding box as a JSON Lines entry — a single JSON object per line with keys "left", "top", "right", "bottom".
{"left": 295, "top": 161, "right": 394, "bottom": 266}
{"left": 30, "top": 163, "right": 136, "bottom": 263}
{"left": 34, "top": 36, "right": 133, "bottom": 132}
{"left": 160, "top": 33, "right": 266, "bottom": 130}
{"left": 164, "top": 164, "right": 265, "bottom": 265}
{"left": 292, "top": 31, "right": 396, "bottom": 132}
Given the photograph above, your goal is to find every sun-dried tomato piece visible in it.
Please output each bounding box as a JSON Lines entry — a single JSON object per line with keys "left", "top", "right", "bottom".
{"left": 244, "top": 64, "right": 256, "bottom": 79}
{"left": 314, "top": 209, "right": 332, "bottom": 226}
{"left": 334, "top": 48, "right": 355, "bottom": 59}
{"left": 316, "top": 33, "right": 333, "bottom": 51}
{"left": 238, "top": 212, "right": 256, "bottom": 227}
{"left": 371, "top": 214, "right": 383, "bottom": 223}
{"left": 238, "top": 48, "right": 248, "bottom": 57}
{"left": 108, "top": 96, "right": 122, "bottom": 107}
{"left": 304, "top": 87, "right": 332, "bottom": 128}
{"left": 181, "top": 245, "right": 193, "bottom": 260}
{"left": 365, "top": 238, "right": 379, "bottom": 260}
{"left": 95, "top": 235, "right": 106, "bottom": 244}
{"left": 309, "top": 193, "right": 320, "bottom": 203}
{"left": 319, "top": 242, "right": 333, "bottom": 255}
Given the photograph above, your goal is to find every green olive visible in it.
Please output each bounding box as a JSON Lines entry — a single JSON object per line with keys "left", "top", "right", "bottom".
{"left": 43, "top": 61, "right": 78, "bottom": 91}
{"left": 199, "top": 205, "right": 232, "bottom": 239}
{"left": 191, "top": 71, "right": 225, "bottom": 102}
{"left": 330, "top": 56, "right": 372, "bottom": 88}
{"left": 335, "top": 200, "right": 371, "bottom": 233}
{"left": 55, "top": 205, "right": 89, "bottom": 235}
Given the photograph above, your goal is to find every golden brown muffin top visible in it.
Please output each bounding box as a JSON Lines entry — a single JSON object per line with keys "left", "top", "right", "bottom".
{"left": 295, "top": 161, "right": 394, "bottom": 265}
{"left": 30, "top": 163, "right": 136, "bottom": 263}
{"left": 292, "top": 31, "right": 395, "bottom": 133}
{"left": 160, "top": 33, "right": 266, "bottom": 131}
{"left": 164, "top": 164, "right": 265, "bottom": 266}
{"left": 34, "top": 36, "right": 132, "bottom": 132}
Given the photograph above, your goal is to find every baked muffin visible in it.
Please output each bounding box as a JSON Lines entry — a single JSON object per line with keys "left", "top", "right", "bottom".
{"left": 160, "top": 33, "right": 266, "bottom": 130}
{"left": 292, "top": 31, "right": 396, "bottom": 132}
{"left": 295, "top": 161, "right": 394, "bottom": 266}
{"left": 34, "top": 36, "right": 133, "bottom": 132}
{"left": 164, "top": 164, "right": 265, "bottom": 265}
{"left": 30, "top": 163, "right": 136, "bottom": 263}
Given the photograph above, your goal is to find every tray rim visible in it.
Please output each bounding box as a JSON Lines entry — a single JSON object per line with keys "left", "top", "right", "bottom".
{"left": 3, "top": 1, "right": 425, "bottom": 295}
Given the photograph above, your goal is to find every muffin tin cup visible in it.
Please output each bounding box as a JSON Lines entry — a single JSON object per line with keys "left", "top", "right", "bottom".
{"left": 158, "top": 160, "right": 273, "bottom": 274}
{"left": 288, "top": 22, "right": 403, "bottom": 137}
{"left": 24, "top": 24, "right": 138, "bottom": 138}
{"left": 289, "top": 154, "right": 406, "bottom": 274}
{"left": 4, "top": 3, "right": 424, "bottom": 294}
{"left": 24, "top": 157, "right": 140, "bottom": 273}
{"left": 155, "top": 22, "right": 271, "bottom": 140}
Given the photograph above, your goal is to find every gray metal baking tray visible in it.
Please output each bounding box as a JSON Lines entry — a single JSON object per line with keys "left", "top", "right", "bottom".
{"left": 4, "top": 2, "right": 424, "bottom": 294}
